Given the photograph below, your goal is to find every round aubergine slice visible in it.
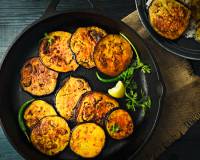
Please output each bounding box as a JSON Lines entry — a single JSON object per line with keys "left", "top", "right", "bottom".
{"left": 105, "top": 109, "right": 134, "bottom": 140}
{"left": 39, "top": 31, "right": 79, "bottom": 72}
{"left": 24, "top": 100, "right": 57, "bottom": 128}
{"left": 76, "top": 91, "right": 119, "bottom": 125}
{"left": 149, "top": 0, "right": 191, "bottom": 40}
{"left": 55, "top": 77, "right": 91, "bottom": 120}
{"left": 70, "top": 26, "right": 107, "bottom": 68}
{"left": 70, "top": 123, "right": 105, "bottom": 158}
{"left": 20, "top": 57, "right": 58, "bottom": 96}
{"left": 94, "top": 34, "right": 133, "bottom": 77}
{"left": 30, "top": 116, "right": 70, "bottom": 156}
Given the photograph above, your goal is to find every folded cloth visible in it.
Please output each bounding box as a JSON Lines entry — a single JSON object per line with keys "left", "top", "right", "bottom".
{"left": 122, "top": 11, "right": 200, "bottom": 160}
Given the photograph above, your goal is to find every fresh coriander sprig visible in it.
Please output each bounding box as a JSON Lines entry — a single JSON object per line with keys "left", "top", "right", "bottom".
{"left": 110, "top": 123, "right": 121, "bottom": 133}
{"left": 44, "top": 32, "right": 54, "bottom": 45}
{"left": 125, "top": 90, "right": 151, "bottom": 112}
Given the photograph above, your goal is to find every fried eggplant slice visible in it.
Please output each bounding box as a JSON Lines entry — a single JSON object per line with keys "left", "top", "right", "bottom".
{"left": 31, "top": 116, "right": 70, "bottom": 156}
{"left": 55, "top": 77, "right": 91, "bottom": 120}
{"left": 76, "top": 92, "right": 119, "bottom": 125}
{"left": 70, "top": 26, "right": 107, "bottom": 68}
{"left": 24, "top": 100, "right": 57, "bottom": 128}
{"left": 94, "top": 34, "right": 133, "bottom": 77}
{"left": 20, "top": 57, "right": 58, "bottom": 96}
{"left": 105, "top": 109, "right": 134, "bottom": 140}
{"left": 39, "top": 31, "right": 79, "bottom": 72}
{"left": 149, "top": 0, "right": 191, "bottom": 40}
{"left": 70, "top": 123, "right": 105, "bottom": 158}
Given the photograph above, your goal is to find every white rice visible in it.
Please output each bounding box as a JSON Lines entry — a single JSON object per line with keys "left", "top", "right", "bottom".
{"left": 184, "top": 20, "right": 197, "bottom": 38}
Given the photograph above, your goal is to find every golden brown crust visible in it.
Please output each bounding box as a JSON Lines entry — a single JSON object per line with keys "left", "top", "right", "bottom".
{"left": 55, "top": 77, "right": 91, "bottom": 120}
{"left": 149, "top": 0, "right": 191, "bottom": 40}
{"left": 20, "top": 57, "right": 58, "bottom": 96}
{"left": 24, "top": 100, "right": 57, "bottom": 128}
{"left": 70, "top": 26, "right": 107, "bottom": 68}
{"left": 76, "top": 91, "right": 119, "bottom": 125}
{"left": 70, "top": 123, "right": 105, "bottom": 158}
{"left": 94, "top": 34, "right": 133, "bottom": 77}
{"left": 39, "top": 31, "right": 79, "bottom": 72}
{"left": 30, "top": 116, "right": 70, "bottom": 156}
{"left": 106, "top": 109, "right": 134, "bottom": 140}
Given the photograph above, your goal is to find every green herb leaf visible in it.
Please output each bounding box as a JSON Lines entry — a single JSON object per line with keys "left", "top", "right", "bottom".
{"left": 44, "top": 32, "right": 48, "bottom": 37}
{"left": 110, "top": 123, "right": 121, "bottom": 133}
{"left": 18, "top": 99, "right": 35, "bottom": 142}
{"left": 139, "top": 96, "right": 151, "bottom": 110}
{"left": 44, "top": 32, "right": 54, "bottom": 46}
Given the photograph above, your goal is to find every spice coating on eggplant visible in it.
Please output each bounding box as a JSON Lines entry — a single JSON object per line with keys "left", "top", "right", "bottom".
{"left": 149, "top": 0, "right": 191, "bottom": 40}
{"left": 55, "top": 77, "right": 91, "bottom": 120}
{"left": 31, "top": 116, "right": 70, "bottom": 156}
{"left": 70, "top": 123, "right": 105, "bottom": 158}
{"left": 106, "top": 109, "right": 134, "bottom": 140}
{"left": 24, "top": 100, "right": 57, "bottom": 128}
{"left": 20, "top": 57, "right": 58, "bottom": 96}
{"left": 76, "top": 91, "right": 119, "bottom": 125}
{"left": 39, "top": 31, "right": 79, "bottom": 72}
{"left": 70, "top": 26, "right": 107, "bottom": 68}
{"left": 94, "top": 34, "right": 133, "bottom": 77}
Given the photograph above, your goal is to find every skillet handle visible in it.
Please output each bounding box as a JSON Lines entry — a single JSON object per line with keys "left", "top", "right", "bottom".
{"left": 42, "top": 0, "right": 60, "bottom": 17}
{"left": 42, "top": 0, "right": 105, "bottom": 18}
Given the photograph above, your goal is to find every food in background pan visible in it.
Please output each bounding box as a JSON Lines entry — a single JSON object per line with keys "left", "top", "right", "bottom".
{"left": 94, "top": 34, "right": 133, "bottom": 76}
{"left": 105, "top": 109, "right": 134, "bottom": 140}
{"left": 148, "top": 0, "right": 191, "bottom": 40}
{"left": 55, "top": 76, "right": 91, "bottom": 120}
{"left": 39, "top": 31, "right": 79, "bottom": 72}
{"left": 24, "top": 100, "right": 57, "bottom": 128}
{"left": 76, "top": 91, "right": 119, "bottom": 125}
{"left": 70, "top": 123, "right": 105, "bottom": 158}
{"left": 147, "top": 0, "right": 200, "bottom": 42}
{"left": 31, "top": 116, "right": 70, "bottom": 156}
{"left": 70, "top": 26, "right": 107, "bottom": 68}
{"left": 20, "top": 57, "right": 58, "bottom": 96}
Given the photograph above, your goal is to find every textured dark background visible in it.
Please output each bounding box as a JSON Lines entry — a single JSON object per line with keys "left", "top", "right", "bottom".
{"left": 0, "top": 0, "right": 199, "bottom": 159}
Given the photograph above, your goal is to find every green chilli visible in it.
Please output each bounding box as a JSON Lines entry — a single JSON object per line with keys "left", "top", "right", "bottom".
{"left": 18, "top": 99, "right": 34, "bottom": 142}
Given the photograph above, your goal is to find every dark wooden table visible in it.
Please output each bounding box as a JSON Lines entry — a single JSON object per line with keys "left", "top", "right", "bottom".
{"left": 0, "top": 0, "right": 199, "bottom": 159}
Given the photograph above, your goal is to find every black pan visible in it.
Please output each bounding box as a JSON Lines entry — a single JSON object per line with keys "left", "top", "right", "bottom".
{"left": 0, "top": 1, "right": 165, "bottom": 159}
{"left": 136, "top": 0, "right": 200, "bottom": 60}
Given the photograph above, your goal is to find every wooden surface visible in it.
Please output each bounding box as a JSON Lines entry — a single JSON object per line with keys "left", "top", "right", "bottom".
{"left": 0, "top": 0, "right": 200, "bottom": 160}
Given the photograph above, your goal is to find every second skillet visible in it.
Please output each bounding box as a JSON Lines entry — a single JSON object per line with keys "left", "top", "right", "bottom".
{"left": 136, "top": 0, "right": 200, "bottom": 60}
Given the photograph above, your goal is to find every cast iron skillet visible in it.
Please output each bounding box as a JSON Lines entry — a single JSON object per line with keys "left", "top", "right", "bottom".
{"left": 0, "top": 0, "right": 165, "bottom": 159}
{"left": 136, "top": 0, "right": 200, "bottom": 60}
